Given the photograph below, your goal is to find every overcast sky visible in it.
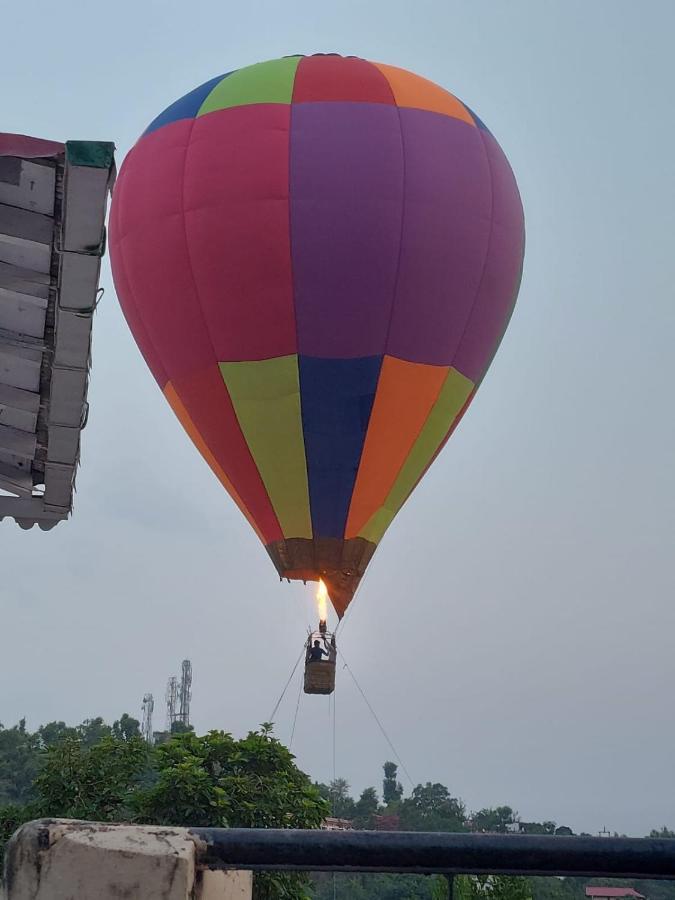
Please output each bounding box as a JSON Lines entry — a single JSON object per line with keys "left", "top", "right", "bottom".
{"left": 2, "top": 0, "right": 674, "bottom": 838}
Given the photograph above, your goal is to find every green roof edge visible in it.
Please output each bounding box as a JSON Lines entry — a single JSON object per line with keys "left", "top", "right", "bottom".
{"left": 65, "top": 141, "right": 115, "bottom": 169}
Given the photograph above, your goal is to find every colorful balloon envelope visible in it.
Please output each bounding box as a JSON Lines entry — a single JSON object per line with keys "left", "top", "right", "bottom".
{"left": 109, "top": 54, "right": 525, "bottom": 618}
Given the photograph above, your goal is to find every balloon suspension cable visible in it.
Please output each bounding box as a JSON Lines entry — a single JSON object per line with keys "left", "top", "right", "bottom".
{"left": 333, "top": 564, "right": 372, "bottom": 639}
{"left": 337, "top": 647, "right": 415, "bottom": 790}
{"left": 268, "top": 643, "right": 306, "bottom": 724}
{"left": 289, "top": 664, "right": 303, "bottom": 750}
{"left": 330, "top": 686, "right": 337, "bottom": 900}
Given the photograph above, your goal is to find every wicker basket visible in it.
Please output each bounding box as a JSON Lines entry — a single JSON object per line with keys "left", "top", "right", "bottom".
{"left": 304, "top": 660, "right": 336, "bottom": 695}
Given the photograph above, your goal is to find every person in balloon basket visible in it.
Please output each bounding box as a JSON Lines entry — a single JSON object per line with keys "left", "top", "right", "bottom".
{"left": 307, "top": 635, "right": 336, "bottom": 664}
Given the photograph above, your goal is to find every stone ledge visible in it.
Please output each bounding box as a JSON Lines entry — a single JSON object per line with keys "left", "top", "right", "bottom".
{"left": 3, "top": 819, "right": 252, "bottom": 900}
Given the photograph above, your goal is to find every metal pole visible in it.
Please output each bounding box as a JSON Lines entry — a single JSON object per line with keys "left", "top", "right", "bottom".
{"left": 189, "top": 829, "right": 675, "bottom": 879}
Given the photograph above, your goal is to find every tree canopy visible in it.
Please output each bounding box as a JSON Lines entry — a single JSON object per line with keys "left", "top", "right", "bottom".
{"left": 3, "top": 718, "right": 675, "bottom": 900}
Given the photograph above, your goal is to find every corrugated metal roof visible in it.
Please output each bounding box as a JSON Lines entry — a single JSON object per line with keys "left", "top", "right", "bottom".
{"left": 0, "top": 133, "right": 115, "bottom": 530}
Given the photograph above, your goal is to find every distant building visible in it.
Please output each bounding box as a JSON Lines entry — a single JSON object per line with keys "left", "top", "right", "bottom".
{"left": 585, "top": 888, "right": 645, "bottom": 900}
{"left": 321, "top": 818, "right": 353, "bottom": 831}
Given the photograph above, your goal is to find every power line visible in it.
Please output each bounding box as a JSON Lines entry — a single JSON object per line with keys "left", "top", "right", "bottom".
{"left": 338, "top": 647, "right": 415, "bottom": 789}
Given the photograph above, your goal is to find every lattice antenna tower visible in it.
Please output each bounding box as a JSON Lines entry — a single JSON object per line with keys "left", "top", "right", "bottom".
{"left": 178, "top": 659, "right": 192, "bottom": 727}
{"left": 141, "top": 693, "right": 154, "bottom": 745}
{"left": 166, "top": 676, "right": 178, "bottom": 730}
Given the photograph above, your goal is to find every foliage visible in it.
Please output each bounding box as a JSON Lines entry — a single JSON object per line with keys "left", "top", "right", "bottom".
{"left": 112, "top": 714, "right": 141, "bottom": 741}
{"left": 0, "top": 718, "right": 327, "bottom": 899}
{"left": 0, "top": 720, "right": 40, "bottom": 805}
{"left": 6, "top": 716, "right": 675, "bottom": 900}
{"left": 455, "top": 876, "right": 533, "bottom": 900}
{"left": 312, "top": 872, "right": 438, "bottom": 899}
{"left": 399, "top": 783, "right": 467, "bottom": 833}
{"left": 135, "top": 726, "right": 326, "bottom": 900}
{"left": 316, "top": 778, "right": 356, "bottom": 820}
{"left": 170, "top": 720, "right": 194, "bottom": 735}
{"left": 471, "top": 807, "right": 517, "bottom": 834}
{"left": 353, "top": 787, "right": 380, "bottom": 829}
{"left": 0, "top": 804, "right": 34, "bottom": 865}
{"left": 134, "top": 726, "right": 327, "bottom": 830}
{"left": 383, "top": 761, "right": 403, "bottom": 806}
{"left": 34, "top": 735, "right": 150, "bottom": 821}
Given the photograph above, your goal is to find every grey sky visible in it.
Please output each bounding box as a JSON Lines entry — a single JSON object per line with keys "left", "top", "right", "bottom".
{"left": 2, "top": 0, "right": 674, "bottom": 837}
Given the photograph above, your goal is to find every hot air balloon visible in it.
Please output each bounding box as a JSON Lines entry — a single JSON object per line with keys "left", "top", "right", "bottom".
{"left": 109, "top": 54, "right": 525, "bottom": 635}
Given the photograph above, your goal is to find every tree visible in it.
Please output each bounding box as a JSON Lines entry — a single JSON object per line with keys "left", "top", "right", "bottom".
{"left": 0, "top": 720, "right": 40, "bottom": 805}
{"left": 35, "top": 735, "right": 150, "bottom": 822}
{"left": 353, "top": 787, "right": 380, "bottom": 829}
{"left": 37, "top": 721, "right": 78, "bottom": 747}
{"left": 20, "top": 724, "right": 327, "bottom": 900}
{"left": 471, "top": 806, "right": 517, "bottom": 834}
{"left": 170, "top": 720, "right": 194, "bottom": 735}
{"left": 76, "top": 717, "right": 112, "bottom": 747}
{"left": 400, "top": 782, "right": 467, "bottom": 832}
{"left": 112, "top": 714, "right": 142, "bottom": 742}
{"left": 383, "top": 762, "right": 403, "bottom": 806}
{"left": 133, "top": 726, "right": 327, "bottom": 900}
{"left": 453, "top": 875, "right": 533, "bottom": 900}
{"left": 316, "top": 778, "right": 356, "bottom": 820}
{"left": 650, "top": 827, "right": 675, "bottom": 838}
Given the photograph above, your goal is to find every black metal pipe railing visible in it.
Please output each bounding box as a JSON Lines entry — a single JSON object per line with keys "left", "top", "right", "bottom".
{"left": 189, "top": 828, "right": 675, "bottom": 879}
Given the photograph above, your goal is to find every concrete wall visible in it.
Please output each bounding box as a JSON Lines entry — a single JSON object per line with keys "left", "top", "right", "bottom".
{"left": 2, "top": 819, "right": 252, "bottom": 900}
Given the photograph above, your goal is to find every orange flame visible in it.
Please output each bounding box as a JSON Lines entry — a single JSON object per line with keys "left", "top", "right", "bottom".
{"left": 316, "top": 579, "right": 328, "bottom": 622}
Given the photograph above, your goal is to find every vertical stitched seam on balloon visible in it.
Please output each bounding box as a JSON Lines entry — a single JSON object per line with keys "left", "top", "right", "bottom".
{"left": 358, "top": 366, "right": 453, "bottom": 541}
{"left": 406, "top": 382, "right": 476, "bottom": 506}
{"left": 386, "top": 124, "right": 501, "bottom": 514}
{"left": 286, "top": 73, "right": 313, "bottom": 543}
{"left": 178, "top": 117, "right": 284, "bottom": 540}
{"left": 446, "top": 122, "right": 495, "bottom": 384}
{"left": 374, "top": 124, "right": 497, "bottom": 521}
{"left": 351, "top": 71, "right": 448, "bottom": 540}
{"left": 343, "top": 64, "right": 404, "bottom": 537}
{"left": 379, "top": 106, "right": 490, "bottom": 520}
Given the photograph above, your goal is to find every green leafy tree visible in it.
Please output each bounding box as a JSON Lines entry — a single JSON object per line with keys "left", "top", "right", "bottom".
{"left": 0, "top": 804, "right": 33, "bottom": 867}
{"left": 649, "top": 827, "right": 675, "bottom": 838}
{"left": 458, "top": 876, "right": 532, "bottom": 900}
{"left": 76, "top": 717, "right": 112, "bottom": 748}
{"left": 353, "top": 787, "right": 380, "bottom": 829}
{"left": 400, "top": 783, "right": 466, "bottom": 832}
{"left": 35, "top": 735, "right": 150, "bottom": 821}
{"left": 312, "top": 872, "right": 438, "bottom": 898}
{"left": 471, "top": 806, "right": 517, "bottom": 833}
{"left": 431, "top": 875, "right": 533, "bottom": 900}
{"left": 383, "top": 762, "right": 403, "bottom": 807}
{"left": 12, "top": 724, "right": 326, "bottom": 899}
{"left": 112, "top": 714, "right": 142, "bottom": 741}
{"left": 170, "top": 720, "right": 194, "bottom": 735}
{"left": 0, "top": 720, "right": 40, "bottom": 805}
{"left": 133, "top": 727, "right": 327, "bottom": 900}
{"left": 37, "top": 721, "right": 78, "bottom": 747}
{"left": 316, "top": 778, "right": 356, "bottom": 820}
